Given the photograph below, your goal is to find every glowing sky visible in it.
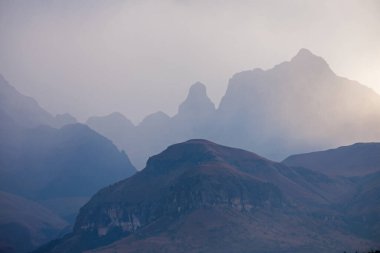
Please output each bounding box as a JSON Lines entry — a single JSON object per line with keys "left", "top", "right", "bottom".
{"left": 0, "top": 0, "right": 379, "bottom": 123}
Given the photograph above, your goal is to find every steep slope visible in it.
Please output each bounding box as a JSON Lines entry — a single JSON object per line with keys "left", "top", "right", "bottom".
{"left": 283, "top": 143, "right": 380, "bottom": 176}
{"left": 0, "top": 74, "right": 76, "bottom": 128}
{"left": 0, "top": 78, "right": 137, "bottom": 252}
{"left": 0, "top": 78, "right": 136, "bottom": 222}
{"left": 36, "top": 140, "right": 379, "bottom": 253}
{"left": 0, "top": 191, "right": 68, "bottom": 253}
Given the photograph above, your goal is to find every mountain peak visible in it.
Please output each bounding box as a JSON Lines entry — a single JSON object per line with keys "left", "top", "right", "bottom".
{"left": 288, "top": 48, "right": 332, "bottom": 74}
{"left": 145, "top": 139, "right": 268, "bottom": 175}
{"left": 293, "top": 48, "right": 315, "bottom": 59}
{"left": 188, "top": 81, "right": 207, "bottom": 96}
{"left": 177, "top": 82, "right": 215, "bottom": 117}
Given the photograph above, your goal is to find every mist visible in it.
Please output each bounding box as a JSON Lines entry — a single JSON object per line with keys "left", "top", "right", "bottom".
{"left": 0, "top": 0, "right": 379, "bottom": 123}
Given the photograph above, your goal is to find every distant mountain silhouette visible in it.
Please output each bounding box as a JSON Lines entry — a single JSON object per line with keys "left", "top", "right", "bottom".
{"left": 86, "top": 49, "right": 380, "bottom": 168}
{"left": 176, "top": 82, "right": 216, "bottom": 120}
{"left": 0, "top": 123, "right": 136, "bottom": 209}
{"left": 0, "top": 76, "right": 136, "bottom": 204}
{"left": 0, "top": 74, "right": 77, "bottom": 128}
{"left": 0, "top": 191, "right": 68, "bottom": 253}
{"left": 86, "top": 112, "right": 135, "bottom": 151}
{"left": 87, "top": 82, "right": 217, "bottom": 168}
{"left": 35, "top": 140, "right": 380, "bottom": 253}
{"left": 216, "top": 48, "right": 380, "bottom": 158}
{"left": 0, "top": 77, "right": 137, "bottom": 252}
{"left": 283, "top": 143, "right": 380, "bottom": 176}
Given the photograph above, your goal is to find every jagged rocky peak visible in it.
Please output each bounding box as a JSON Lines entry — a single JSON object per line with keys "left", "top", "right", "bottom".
{"left": 177, "top": 82, "right": 216, "bottom": 117}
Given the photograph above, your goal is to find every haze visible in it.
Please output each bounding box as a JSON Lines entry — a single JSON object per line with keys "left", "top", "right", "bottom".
{"left": 0, "top": 0, "right": 379, "bottom": 123}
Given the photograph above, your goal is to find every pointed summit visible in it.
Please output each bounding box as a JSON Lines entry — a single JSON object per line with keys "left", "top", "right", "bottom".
{"left": 177, "top": 82, "right": 215, "bottom": 117}
{"left": 293, "top": 48, "right": 316, "bottom": 59}
{"left": 289, "top": 48, "right": 332, "bottom": 74}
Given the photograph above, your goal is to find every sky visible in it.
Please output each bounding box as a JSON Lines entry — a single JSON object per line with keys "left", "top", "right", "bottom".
{"left": 0, "top": 0, "right": 379, "bottom": 123}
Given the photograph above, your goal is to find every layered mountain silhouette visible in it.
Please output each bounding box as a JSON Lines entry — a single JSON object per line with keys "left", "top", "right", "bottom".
{"left": 35, "top": 140, "right": 380, "bottom": 253}
{"left": 0, "top": 75, "right": 137, "bottom": 252}
{"left": 0, "top": 123, "right": 136, "bottom": 202}
{"left": 87, "top": 82, "right": 216, "bottom": 168}
{"left": 0, "top": 191, "right": 68, "bottom": 253}
{"left": 283, "top": 142, "right": 380, "bottom": 176}
{"left": 86, "top": 49, "right": 380, "bottom": 169}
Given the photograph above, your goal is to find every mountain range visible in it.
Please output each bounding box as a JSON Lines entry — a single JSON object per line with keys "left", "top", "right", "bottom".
{"left": 2, "top": 48, "right": 380, "bottom": 253}
{"left": 0, "top": 75, "right": 137, "bottom": 253}
{"left": 34, "top": 139, "right": 380, "bottom": 253}
{"left": 87, "top": 49, "right": 380, "bottom": 169}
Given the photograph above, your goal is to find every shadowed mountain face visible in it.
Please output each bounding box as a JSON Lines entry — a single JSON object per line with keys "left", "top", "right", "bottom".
{"left": 35, "top": 140, "right": 380, "bottom": 253}
{"left": 0, "top": 76, "right": 136, "bottom": 205}
{"left": 0, "top": 121, "right": 137, "bottom": 249}
{"left": 283, "top": 143, "right": 380, "bottom": 176}
{"left": 86, "top": 49, "right": 380, "bottom": 169}
{"left": 0, "top": 123, "right": 136, "bottom": 210}
{"left": 0, "top": 76, "right": 137, "bottom": 253}
{"left": 0, "top": 191, "right": 68, "bottom": 253}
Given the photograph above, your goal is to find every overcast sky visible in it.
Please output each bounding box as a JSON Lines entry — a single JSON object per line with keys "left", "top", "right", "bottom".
{"left": 0, "top": 0, "right": 379, "bottom": 123}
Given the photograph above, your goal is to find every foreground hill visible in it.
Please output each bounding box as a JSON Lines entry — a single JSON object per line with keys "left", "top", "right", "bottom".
{"left": 36, "top": 140, "right": 380, "bottom": 253}
{"left": 283, "top": 143, "right": 380, "bottom": 176}
{"left": 0, "top": 191, "right": 68, "bottom": 253}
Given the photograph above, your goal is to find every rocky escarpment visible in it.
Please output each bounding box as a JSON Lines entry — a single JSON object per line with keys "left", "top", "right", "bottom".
{"left": 74, "top": 140, "right": 284, "bottom": 238}
{"left": 35, "top": 140, "right": 380, "bottom": 253}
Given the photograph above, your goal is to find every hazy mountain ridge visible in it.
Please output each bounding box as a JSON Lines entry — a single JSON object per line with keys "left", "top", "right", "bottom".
{"left": 35, "top": 140, "right": 380, "bottom": 253}
{"left": 86, "top": 49, "right": 380, "bottom": 168}
{"left": 0, "top": 76, "right": 137, "bottom": 253}
{"left": 0, "top": 123, "right": 136, "bottom": 201}
{"left": 283, "top": 142, "right": 380, "bottom": 176}
{"left": 0, "top": 74, "right": 77, "bottom": 129}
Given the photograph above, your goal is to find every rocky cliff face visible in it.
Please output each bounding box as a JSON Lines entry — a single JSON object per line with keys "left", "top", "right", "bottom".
{"left": 36, "top": 140, "right": 380, "bottom": 253}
